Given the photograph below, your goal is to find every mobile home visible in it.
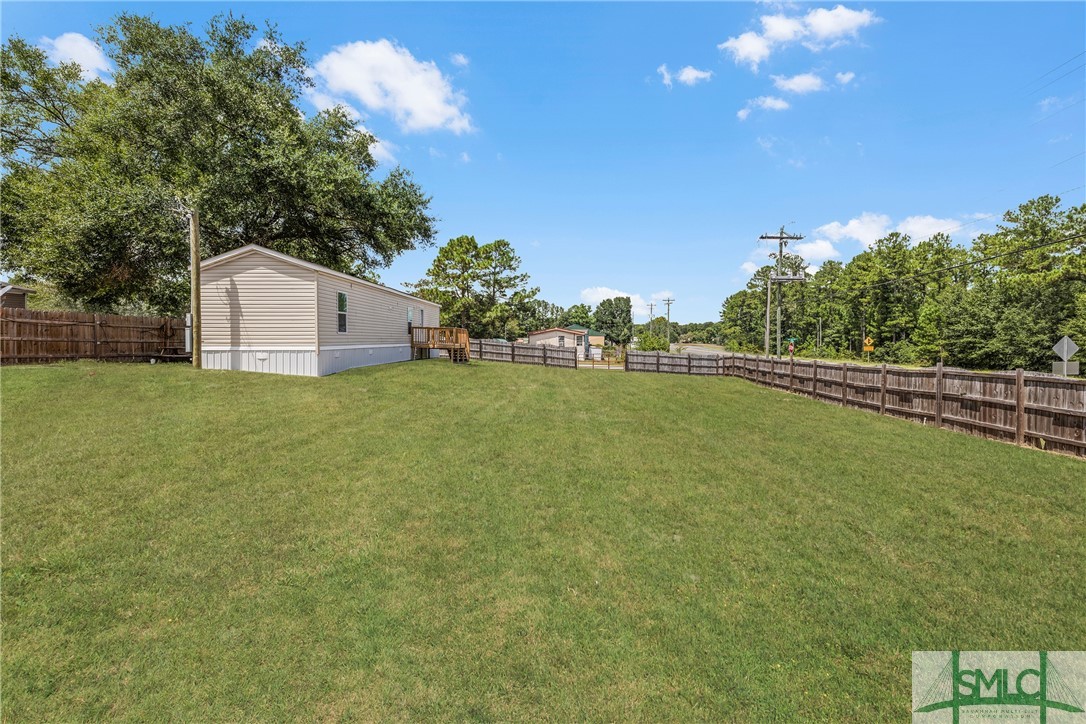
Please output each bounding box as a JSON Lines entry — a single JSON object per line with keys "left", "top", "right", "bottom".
{"left": 200, "top": 245, "right": 440, "bottom": 376}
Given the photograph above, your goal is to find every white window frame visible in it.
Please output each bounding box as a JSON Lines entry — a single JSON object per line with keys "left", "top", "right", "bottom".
{"left": 558, "top": 335, "right": 565, "bottom": 347}
{"left": 337, "top": 291, "right": 348, "bottom": 334}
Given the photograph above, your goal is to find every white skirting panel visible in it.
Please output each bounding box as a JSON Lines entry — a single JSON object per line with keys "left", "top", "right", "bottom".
{"left": 202, "top": 344, "right": 424, "bottom": 377}
{"left": 318, "top": 344, "right": 413, "bottom": 376}
{"left": 202, "top": 349, "right": 318, "bottom": 376}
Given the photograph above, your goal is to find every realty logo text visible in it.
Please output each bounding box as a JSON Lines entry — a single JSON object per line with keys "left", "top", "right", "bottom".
{"left": 913, "top": 651, "right": 1085, "bottom": 722}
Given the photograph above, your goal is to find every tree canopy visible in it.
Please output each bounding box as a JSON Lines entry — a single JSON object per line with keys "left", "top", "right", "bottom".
{"left": 1, "top": 14, "right": 436, "bottom": 314}
{"left": 409, "top": 235, "right": 550, "bottom": 340}
{"left": 594, "top": 296, "right": 633, "bottom": 345}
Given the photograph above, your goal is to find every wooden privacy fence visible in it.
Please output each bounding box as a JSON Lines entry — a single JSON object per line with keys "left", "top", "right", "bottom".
{"left": 1, "top": 308, "right": 187, "bottom": 365}
{"left": 469, "top": 339, "right": 578, "bottom": 369}
{"left": 626, "top": 350, "right": 1086, "bottom": 458}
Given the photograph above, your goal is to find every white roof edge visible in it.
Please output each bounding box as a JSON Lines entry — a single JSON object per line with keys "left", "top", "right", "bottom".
{"left": 200, "top": 244, "right": 435, "bottom": 305}
{"left": 0, "top": 284, "right": 35, "bottom": 295}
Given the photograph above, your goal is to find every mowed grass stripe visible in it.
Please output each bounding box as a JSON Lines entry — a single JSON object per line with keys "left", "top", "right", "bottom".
{"left": 2, "top": 361, "right": 1082, "bottom": 720}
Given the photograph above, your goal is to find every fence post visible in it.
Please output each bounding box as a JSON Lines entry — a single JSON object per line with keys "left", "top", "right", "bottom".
{"left": 812, "top": 359, "right": 818, "bottom": 397}
{"left": 788, "top": 356, "right": 794, "bottom": 391}
{"left": 935, "top": 361, "right": 944, "bottom": 428}
{"left": 92, "top": 313, "right": 100, "bottom": 359}
{"left": 841, "top": 363, "right": 848, "bottom": 406}
{"left": 656, "top": 351, "right": 661, "bottom": 373}
{"left": 511, "top": 343, "right": 516, "bottom": 364}
{"left": 880, "top": 363, "right": 887, "bottom": 415}
{"left": 1015, "top": 368, "right": 1025, "bottom": 445}
{"left": 687, "top": 354, "right": 692, "bottom": 375}
{"left": 543, "top": 345, "right": 548, "bottom": 367}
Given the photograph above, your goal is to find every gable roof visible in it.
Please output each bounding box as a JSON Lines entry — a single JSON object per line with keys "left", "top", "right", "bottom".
{"left": 0, "top": 284, "right": 35, "bottom": 296}
{"left": 200, "top": 244, "right": 430, "bottom": 305}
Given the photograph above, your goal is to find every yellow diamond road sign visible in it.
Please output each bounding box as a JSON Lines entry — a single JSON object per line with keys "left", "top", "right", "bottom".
{"left": 864, "top": 337, "right": 873, "bottom": 346}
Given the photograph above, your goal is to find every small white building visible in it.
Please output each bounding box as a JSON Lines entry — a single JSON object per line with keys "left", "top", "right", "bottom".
{"left": 200, "top": 245, "right": 440, "bottom": 376}
{"left": 526, "top": 327, "right": 589, "bottom": 359}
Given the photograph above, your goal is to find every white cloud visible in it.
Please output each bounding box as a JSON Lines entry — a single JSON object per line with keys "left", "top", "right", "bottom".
{"left": 450, "top": 52, "right": 470, "bottom": 68}
{"left": 792, "top": 238, "right": 840, "bottom": 261}
{"left": 807, "top": 264, "right": 822, "bottom": 275}
{"left": 428, "top": 147, "right": 445, "bottom": 158}
{"left": 459, "top": 151, "right": 471, "bottom": 163}
{"left": 1048, "top": 134, "right": 1072, "bottom": 144}
{"left": 39, "top": 32, "right": 111, "bottom": 81}
{"left": 657, "top": 63, "right": 673, "bottom": 89}
{"left": 718, "top": 31, "right": 773, "bottom": 72}
{"left": 756, "top": 135, "right": 776, "bottom": 152}
{"left": 1038, "top": 95, "right": 1075, "bottom": 114}
{"left": 314, "top": 39, "right": 472, "bottom": 134}
{"left": 895, "top": 215, "right": 959, "bottom": 241}
{"left": 719, "top": 6, "right": 880, "bottom": 72}
{"left": 760, "top": 14, "right": 807, "bottom": 43}
{"left": 579, "top": 286, "right": 671, "bottom": 319}
{"left": 815, "top": 212, "right": 891, "bottom": 248}
{"left": 369, "top": 138, "right": 398, "bottom": 165}
{"left": 738, "top": 95, "right": 790, "bottom": 120}
{"left": 740, "top": 261, "right": 760, "bottom": 274}
{"left": 835, "top": 71, "right": 856, "bottom": 84}
{"left": 677, "top": 66, "right": 713, "bottom": 86}
{"left": 771, "top": 72, "right": 825, "bottom": 93}
{"left": 804, "top": 5, "right": 880, "bottom": 46}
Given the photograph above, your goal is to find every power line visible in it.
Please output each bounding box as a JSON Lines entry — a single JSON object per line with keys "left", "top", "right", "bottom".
{"left": 1026, "top": 63, "right": 1086, "bottom": 96}
{"left": 1049, "top": 151, "right": 1085, "bottom": 168}
{"left": 1015, "top": 50, "right": 1086, "bottom": 92}
{"left": 1028, "top": 97, "right": 1085, "bottom": 126}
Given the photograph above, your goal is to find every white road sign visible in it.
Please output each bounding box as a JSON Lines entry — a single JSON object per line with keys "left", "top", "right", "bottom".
{"left": 1053, "top": 336, "right": 1079, "bottom": 361}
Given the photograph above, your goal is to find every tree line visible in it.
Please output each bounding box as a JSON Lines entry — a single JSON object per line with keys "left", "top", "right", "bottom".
{"left": 715, "top": 195, "right": 1085, "bottom": 370}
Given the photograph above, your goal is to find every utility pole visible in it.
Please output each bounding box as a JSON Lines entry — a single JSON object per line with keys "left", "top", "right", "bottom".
{"left": 189, "top": 207, "right": 202, "bottom": 369}
{"left": 647, "top": 302, "right": 655, "bottom": 336}
{"left": 662, "top": 297, "right": 674, "bottom": 348}
{"left": 759, "top": 225, "right": 805, "bottom": 357}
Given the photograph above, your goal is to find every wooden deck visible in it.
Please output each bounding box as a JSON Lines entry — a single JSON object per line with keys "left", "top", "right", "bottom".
{"left": 411, "top": 326, "right": 471, "bottom": 362}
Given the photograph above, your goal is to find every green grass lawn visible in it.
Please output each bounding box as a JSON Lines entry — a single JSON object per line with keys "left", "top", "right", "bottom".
{"left": 2, "top": 360, "right": 1083, "bottom": 721}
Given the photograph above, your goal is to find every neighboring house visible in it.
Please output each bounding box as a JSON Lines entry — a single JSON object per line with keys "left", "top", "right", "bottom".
{"left": 527, "top": 327, "right": 590, "bottom": 359}
{"left": 200, "top": 244, "right": 440, "bottom": 376}
{"left": 0, "top": 283, "right": 35, "bottom": 309}
{"left": 565, "top": 324, "right": 605, "bottom": 347}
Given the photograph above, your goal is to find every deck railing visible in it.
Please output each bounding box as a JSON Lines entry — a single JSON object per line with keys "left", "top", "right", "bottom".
{"left": 411, "top": 326, "right": 470, "bottom": 351}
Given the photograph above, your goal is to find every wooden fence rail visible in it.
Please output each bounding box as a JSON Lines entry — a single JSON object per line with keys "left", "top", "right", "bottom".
{"left": 626, "top": 350, "right": 1086, "bottom": 458}
{"left": 468, "top": 339, "right": 578, "bottom": 369}
{"left": 1, "top": 308, "right": 187, "bottom": 365}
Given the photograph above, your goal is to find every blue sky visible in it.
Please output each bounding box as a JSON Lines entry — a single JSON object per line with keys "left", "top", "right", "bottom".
{"left": 4, "top": 2, "right": 1084, "bottom": 322}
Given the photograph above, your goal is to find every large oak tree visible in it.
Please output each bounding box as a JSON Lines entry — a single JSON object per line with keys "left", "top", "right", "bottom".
{"left": 1, "top": 14, "right": 436, "bottom": 314}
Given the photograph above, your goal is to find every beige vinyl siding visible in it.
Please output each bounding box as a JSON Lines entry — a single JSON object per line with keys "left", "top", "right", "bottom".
{"left": 317, "top": 274, "right": 440, "bottom": 347}
{"left": 528, "top": 330, "right": 585, "bottom": 350}
{"left": 201, "top": 251, "right": 315, "bottom": 347}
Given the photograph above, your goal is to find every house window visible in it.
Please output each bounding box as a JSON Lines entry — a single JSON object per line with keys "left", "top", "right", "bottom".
{"left": 578, "top": 335, "right": 585, "bottom": 346}
{"left": 558, "top": 335, "right": 565, "bottom": 347}
{"left": 408, "top": 307, "right": 413, "bottom": 324}
{"left": 337, "top": 292, "right": 347, "bottom": 333}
